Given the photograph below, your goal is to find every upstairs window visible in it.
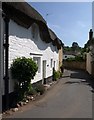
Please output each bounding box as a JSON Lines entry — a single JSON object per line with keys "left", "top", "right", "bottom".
{"left": 31, "top": 23, "right": 39, "bottom": 40}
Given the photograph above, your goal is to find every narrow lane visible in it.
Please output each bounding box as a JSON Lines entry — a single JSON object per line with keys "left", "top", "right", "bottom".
{"left": 4, "top": 69, "right": 93, "bottom": 118}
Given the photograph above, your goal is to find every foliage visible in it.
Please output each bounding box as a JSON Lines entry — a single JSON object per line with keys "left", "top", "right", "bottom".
{"left": 59, "top": 71, "right": 63, "bottom": 78}
{"left": 64, "top": 46, "right": 72, "bottom": 52}
{"left": 81, "top": 48, "right": 86, "bottom": 53}
{"left": 65, "top": 55, "right": 85, "bottom": 62}
{"left": 35, "top": 84, "right": 45, "bottom": 95}
{"left": 53, "top": 70, "right": 61, "bottom": 81}
{"left": 11, "top": 57, "right": 38, "bottom": 81}
{"left": 11, "top": 57, "right": 38, "bottom": 100}
{"left": 64, "top": 43, "right": 82, "bottom": 53}
{"left": 85, "top": 38, "right": 94, "bottom": 48}
{"left": 27, "top": 83, "right": 37, "bottom": 95}
{"left": 72, "top": 42, "right": 79, "bottom": 48}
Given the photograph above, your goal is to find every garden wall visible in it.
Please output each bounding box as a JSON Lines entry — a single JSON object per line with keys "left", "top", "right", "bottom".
{"left": 64, "top": 61, "right": 86, "bottom": 70}
{"left": 86, "top": 52, "right": 94, "bottom": 77}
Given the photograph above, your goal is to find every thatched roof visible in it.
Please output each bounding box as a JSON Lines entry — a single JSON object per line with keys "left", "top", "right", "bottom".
{"left": 2, "top": 2, "right": 63, "bottom": 48}
{"left": 2, "top": 2, "right": 46, "bottom": 26}
{"left": 49, "top": 28, "right": 63, "bottom": 49}
{"left": 2, "top": 2, "right": 51, "bottom": 43}
{"left": 49, "top": 28, "right": 57, "bottom": 40}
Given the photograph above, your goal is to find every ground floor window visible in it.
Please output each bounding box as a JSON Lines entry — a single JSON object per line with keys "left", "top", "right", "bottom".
{"left": 33, "top": 57, "right": 41, "bottom": 73}
{"left": 50, "top": 59, "right": 53, "bottom": 68}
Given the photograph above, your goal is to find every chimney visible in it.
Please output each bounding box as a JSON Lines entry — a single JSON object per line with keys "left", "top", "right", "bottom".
{"left": 89, "top": 29, "right": 93, "bottom": 40}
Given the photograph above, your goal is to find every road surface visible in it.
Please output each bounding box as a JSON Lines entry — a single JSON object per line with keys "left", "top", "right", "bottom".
{"left": 3, "top": 69, "right": 93, "bottom": 118}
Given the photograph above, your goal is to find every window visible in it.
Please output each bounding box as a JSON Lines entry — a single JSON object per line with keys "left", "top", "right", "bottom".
{"left": 50, "top": 59, "right": 53, "bottom": 68}
{"left": 31, "top": 23, "right": 38, "bottom": 40}
{"left": 54, "top": 61, "right": 55, "bottom": 69}
{"left": 33, "top": 57, "right": 41, "bottom": 73}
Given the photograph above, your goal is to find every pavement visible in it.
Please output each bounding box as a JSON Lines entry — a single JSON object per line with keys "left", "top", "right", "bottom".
{"left": 3, "top": 69, "right": 93, "bottom": 118}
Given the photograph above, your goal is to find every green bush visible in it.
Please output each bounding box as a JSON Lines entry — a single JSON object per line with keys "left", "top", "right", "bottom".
{"left": 35, "top": 84, "right": 45, "bottom": 95}
{"left": 65, "top": 56, "right": 85, "bottom": 62}
{"left": 11, "top": 57, "right": 38, "bottom": 81}
{"left": 27, "top": 83, "right": 37, "bottom": 95}
{"left": 11, "top": 57, "right": 38, "bottom": 100}
{"left": 75, "top": 56, "right": 85, "bottom": 61}
{"left": 53, "top": 70, "right": 60, "bottom": 81}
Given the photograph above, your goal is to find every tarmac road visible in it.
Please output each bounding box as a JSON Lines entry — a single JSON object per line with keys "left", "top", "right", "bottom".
{"left": 3, "top": 69, "right": 93, "bottom": 118}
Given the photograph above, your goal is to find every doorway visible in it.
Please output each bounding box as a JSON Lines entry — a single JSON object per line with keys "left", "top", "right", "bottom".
{"left": 42, "top": 60, "right": 46, "bottom": 84}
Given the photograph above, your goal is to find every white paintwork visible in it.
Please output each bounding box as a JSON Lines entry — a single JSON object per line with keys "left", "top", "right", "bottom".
{"left": 6, "top": 19, "right": 59, "bottom": 93}
{"left": 63, "top": 54, "right": 75, "bottom": 60}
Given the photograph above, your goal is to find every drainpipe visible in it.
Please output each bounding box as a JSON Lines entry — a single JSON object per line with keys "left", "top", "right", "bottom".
{"left": 3, "top": 15, "right": 10, "bottom": 110}
{"left": 0, "top": 1, "right": 3, "bottom": 117}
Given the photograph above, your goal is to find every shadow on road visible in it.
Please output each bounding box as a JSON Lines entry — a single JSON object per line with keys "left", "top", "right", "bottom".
{"left": 62, "top": 75, "right": 70, "bottom": 78}
{"left": 64, "top": 69, "right": 94, "bottom": 93}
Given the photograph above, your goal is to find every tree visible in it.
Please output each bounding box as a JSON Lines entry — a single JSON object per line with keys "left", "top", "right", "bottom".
{"left": 72, "top": 42, "right": 79, "bottom": 51}
{"left": 72, "top": 42, "right": 79, "bottom": 48}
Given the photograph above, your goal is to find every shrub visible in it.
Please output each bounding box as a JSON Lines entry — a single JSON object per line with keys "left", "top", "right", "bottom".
{"left": 35, "top": 84, "right": 45, "bottom": 95}
{"left": 53, "top": 70, "right": 60, "bottom": 81}
{"left": 11, "top": 57, "right": 38, "bottom": 100}
{"left": 65, "top": 56, "right": 85, "bottom": 62}
{"left": 27, "top": 83, "right": 37, "bottom": 95}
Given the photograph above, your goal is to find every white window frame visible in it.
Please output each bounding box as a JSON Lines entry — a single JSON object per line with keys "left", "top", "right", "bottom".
{"left": 33, "top": 57, "right": 41, "bottom": 73}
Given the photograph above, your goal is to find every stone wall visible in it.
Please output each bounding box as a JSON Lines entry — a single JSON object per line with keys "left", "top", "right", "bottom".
{"left": 86, "top": 52, "right": 94, "bottom": 77}
{"left": 64, "top": 61, "right": 86, "bottom": 70}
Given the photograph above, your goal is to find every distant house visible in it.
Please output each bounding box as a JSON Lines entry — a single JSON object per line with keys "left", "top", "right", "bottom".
{"left": 63, "top": 50, "right": 76, "bottom": 60}
{"left": 63, "top": 54, "right": 75, "bottom": 60}
{"left": 86, "top": 29, "right": 94, "bottom": 76}
{"left": 2, "top": 2, "right": 63, "bottom": 110}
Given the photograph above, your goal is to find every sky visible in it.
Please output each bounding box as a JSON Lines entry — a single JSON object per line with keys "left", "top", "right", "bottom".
{"left": 28, "top": 2, "right": 92, "bottom": 47}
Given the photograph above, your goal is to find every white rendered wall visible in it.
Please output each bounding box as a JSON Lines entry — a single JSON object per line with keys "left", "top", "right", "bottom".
{"left": 8, "top": 20, "right": 59, "bottom": 93}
